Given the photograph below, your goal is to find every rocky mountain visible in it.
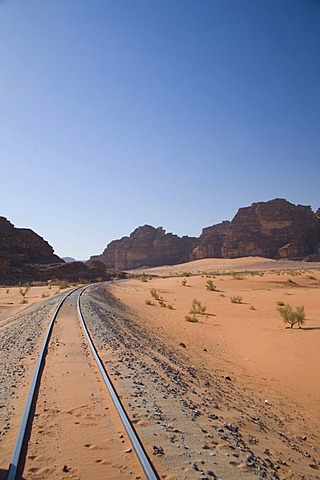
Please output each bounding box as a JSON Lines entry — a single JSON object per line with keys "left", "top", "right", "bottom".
{"left": 221, "top": 199, "right": 320, "bottom": 260}
{"left": 2, "top": 198, "right": 320, "bottom": 283}
{"left": 91, "top": 199, "right": 320, "bottom": 270}
{"left": 90, "top": 225, "right": 198, "bottom": 270}
{"left": 190, "top": 221, "right": 230, "bottom": 260}
{"left": 0, "top": 217, "right": 110, "bottom": 285}
{"left": 0, "top": 216, "right": 61, "bottom": 265}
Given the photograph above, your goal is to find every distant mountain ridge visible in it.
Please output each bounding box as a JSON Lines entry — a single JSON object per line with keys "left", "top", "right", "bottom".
{"left": 89, "top": 199, "right": 320, "bottom": 270}
{"left": 1, "top": 198, "right": 320, "bottom": 284}
{"left": 62, "top": 257, "right": 77, "bottom": 263}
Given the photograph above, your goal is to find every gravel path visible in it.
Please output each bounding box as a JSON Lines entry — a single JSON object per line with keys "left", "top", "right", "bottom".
{"left": 0, "top": 295, "right": 65, "bottom": 449}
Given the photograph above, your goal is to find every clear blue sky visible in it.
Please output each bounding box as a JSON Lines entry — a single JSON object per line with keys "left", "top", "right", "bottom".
{"left": 1, "top": 0, "right": 319, "bottom": 260}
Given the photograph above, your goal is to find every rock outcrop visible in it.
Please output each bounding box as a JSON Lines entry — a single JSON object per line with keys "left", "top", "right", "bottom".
{"left": 0, "top": 217, "right": 110, "bottom": 285}
{"left": 190, "top": 221, "right": 230, "bottom": 260}
{"left": 92, "top": 199, "right": 320, "bottom": 270}
{"left": 0, "top": 216, "right": 61, "bottom": 265}
{"left": 89, "top": 225, "right": 198, "bottom": 270}
{"left": 221, "top": 199, "right": 320, "bottom": 260}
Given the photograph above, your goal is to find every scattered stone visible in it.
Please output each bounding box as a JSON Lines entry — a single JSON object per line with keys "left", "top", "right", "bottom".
{"left": 153, "top": 445, "right": 164, "bottom": 455}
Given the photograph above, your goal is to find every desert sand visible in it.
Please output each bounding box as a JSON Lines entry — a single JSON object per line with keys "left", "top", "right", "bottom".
{"left": 117, "top": 258, "right": 320, "bottom": 409}
{"left": 0, "top": 284, "right": 66, "bottom": 327}
{"left": 106, "top": 257, "right": 320, "bottom": 478}
{"left": 1, "top": 258, "right": 320, "bottom": 479}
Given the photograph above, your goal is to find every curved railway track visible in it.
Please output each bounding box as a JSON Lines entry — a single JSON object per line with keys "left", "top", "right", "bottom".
{"left": 7, "top": 286, "right": 158, "bottom": 480}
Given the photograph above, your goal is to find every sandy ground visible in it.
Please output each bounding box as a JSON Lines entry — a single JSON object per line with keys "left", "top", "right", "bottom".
{"left": 1, "top": 258, "right": 320, "bottom": 480}
{"left": 105, "top": 257, "right": 320, "bottom": 478}
{"left": 120, "top": 259, "right": 320, "bottom": 410}
{"left": 0, "top": 284, "right": 66, "bottom": 327}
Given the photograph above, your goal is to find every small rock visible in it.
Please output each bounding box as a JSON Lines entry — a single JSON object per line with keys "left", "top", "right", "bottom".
{"left": 153, "top": 445, "right": 164, "bottom": 455}
{"left": 207, "top": 471, "right": 217, "bottom": 478}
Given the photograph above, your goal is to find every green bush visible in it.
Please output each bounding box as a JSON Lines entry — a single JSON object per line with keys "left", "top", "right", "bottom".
{"left": 190, "top": 299, "right": 206, "bottom": 315}
{"left": 277, "top": 303, "right": 306, "bottom": 329}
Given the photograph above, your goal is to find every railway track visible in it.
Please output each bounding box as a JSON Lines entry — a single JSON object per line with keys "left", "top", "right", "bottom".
{"left": 7, "top": 287, "right": 158, "bottom": 480}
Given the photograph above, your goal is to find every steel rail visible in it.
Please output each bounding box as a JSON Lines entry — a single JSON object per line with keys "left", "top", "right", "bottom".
{"left": 7, "top": 287, "right": 78, "bottom": 480}
{"left": 77, "top": 288, "right": 159, "bottom": 480}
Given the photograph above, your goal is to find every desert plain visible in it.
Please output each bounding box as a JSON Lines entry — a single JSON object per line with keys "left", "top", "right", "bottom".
{"left": 0, "top": 257, "right": 320, "bottom": 479}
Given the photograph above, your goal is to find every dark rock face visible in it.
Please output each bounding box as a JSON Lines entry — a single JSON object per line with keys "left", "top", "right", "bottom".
{"left": 221, "top": 199, "right": 320, "bottom": 260}
{"left": 90, "top": 225, "right": 198, "bottom": 270}
{"left": 0, "top": 217, "right": 111, "bottom": 285}
{"left": 0, "top": 216, "right": 61, "bottom": 265}
{"left": 190, "top": 221, "right": 230, "bottom": 260}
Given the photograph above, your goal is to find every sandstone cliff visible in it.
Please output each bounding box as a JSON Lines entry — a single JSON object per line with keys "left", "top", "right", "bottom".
{"left": 90, "top": 225, "right": 198, "bottom": 270}
{"left": 92, "top": 199, "right": 320, "bottom": 270}
{"left": 0, "top": 216, "right": 61, "bottom": 265}
{"left": 221, "top": 199, "right": 320, "bottom": 260}
{"left": 190, "top": 221, "right": 230, "bottom": 260}
{"left": 0, "top": 217, "right": 110, "bottom": 285}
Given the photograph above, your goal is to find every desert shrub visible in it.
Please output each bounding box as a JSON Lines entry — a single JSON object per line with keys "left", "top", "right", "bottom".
{"left": 277, "top": 300, "right": 285, "bottom": 306}
{"left": 181, "top": 279, "right": 187, "bottom": 286}
{"left": 206, "top": 280, "right": 216, "bottom": 291}
{"left": 250, "top": 305, "right": 256, "bottom": 310}
{"left": 19, "top": 284, "right": 30, "bottom": 299}
{"left": 145, "top": 299, "right": 154, "bottom": 306}
{"left": 295, "top": 305, "right": 306, "bottom": 328}
{"left": 140, "top": 275, "right": 148, "bottom": 282}
{"left": 159, "top": 300, "right": 166, "bottom": 307}
{"left": 20, "top": 298, "right": 28, "bottom": 304}
{"left": 6, "top": 289, "right": 9, "bottom": 294}
{"left": 230, "top": 296, "right": 242, "bottom": 304}
{"left": 277, "top": 303, "right": 306, "bottom": 329}
{"left": 185, "top": 314, "right": 198, "bottom": 323}
{"left": 190, "top": 299, "right": 206, "bottom": 315}
{"left": 150, "top": 289, "right": 160, "bottom": 300}
{"left": 232, "top": 273, "right": 244, "bottom": 280}
{"left": 59, "top": 280, "right": 70, "bottom": 289}
{"left": 167, "top": 304, "right": 173, "bottom": 310}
